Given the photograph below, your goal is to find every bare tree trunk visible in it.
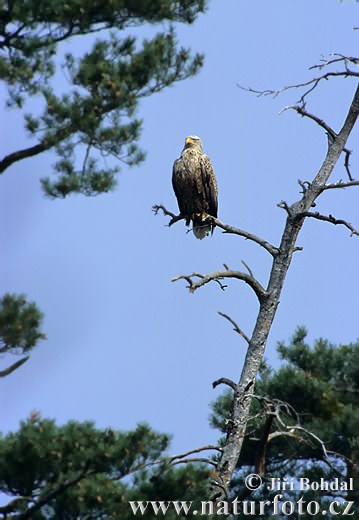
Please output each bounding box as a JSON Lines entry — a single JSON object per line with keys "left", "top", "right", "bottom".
{"left": 214, "top": 84, "right": 359, "bottom": 496}
{"left": 154, "top": 71, "right": 359, "bottom": 499}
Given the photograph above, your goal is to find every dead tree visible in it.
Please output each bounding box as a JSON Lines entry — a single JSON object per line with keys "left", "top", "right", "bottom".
{"left": 154, "top": 55, "right": 359, "bottom": 500}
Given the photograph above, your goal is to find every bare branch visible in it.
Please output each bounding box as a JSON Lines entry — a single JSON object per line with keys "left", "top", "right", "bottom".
{"left": 267, "top": 430, "right": 306, "bottom": 443}
{"left": 125, "top": 444, "right": 222, "bottom": 478}
{"left": 301, "top": 211, "right": 359, "bottom": 236}
{"left": 212, "top": 377, "right": 237, "bottom": 391}
{"left": 343, "top": 148, "right": 353, "bottom": 180}
{"left": 171, "top": 457, "right": 217, "bottom": 467}
{"left": 277, "top": 201, "right": 294, "bottom": 217}
{"left": 217, "top": 311, "right": 250, "bottom": 345}
{"left": 263, "top": 400, "right": 348, "bottom": 479}
{"left": 289, "top": 105, "right": 354, "bottom": 180}
{"left": 252, "top": 395, "right": 351, "bottom": 480}
{"left": 241, "top": 260, "right": 254, "bottom": 278}
{"left": 212, "top": 217, "right": 280, "bottom": 257}
{"left": 298, "top": 179, "right": 311, "bottom": 194}
{"left": 309, "top": 54, "right": 359, "bottom": 72}
{"left": 152, "top": 204, "right": 185, "bottom": 226}
{"left": 172, "top": 270, "right": 268, "bottom": 303}
{"left": 152, "top": 205, "right": 280, "bottom": 257}
{"left": 292, "top": 104, "right": 338, "bottom": 136}
{"left": 323, "top": 180, "right": 359, "bottom": 190}
{"left": 168, "top": 445, "right": 222, "bottom": 463}
{"left": 287, "top": 425, "right": 331, "bottom": 459}
{"left": 171, "top": 272, "right": 228, "bottom": 292}
{"left": 239, "top": 70, "right": 359, "bottom": 106}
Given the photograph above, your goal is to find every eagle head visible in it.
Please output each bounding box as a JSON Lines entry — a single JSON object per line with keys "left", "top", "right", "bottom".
{"left": 184, "top": 135, "right": 203, "bottom": 152}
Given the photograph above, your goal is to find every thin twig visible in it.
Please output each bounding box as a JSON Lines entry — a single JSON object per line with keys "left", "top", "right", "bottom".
{"left": 171, "top": 457, "right": 217, "bottom": 467}
{"left": 217, "top": 311, "right": 250, "bottom": 345}
{"left": 152, "top": 204, "right": 186, "bottom": 226}
{"left": 169, "top": 445, "right": 222, "bottom": 463}
{"left": 301, "top": 211, "right": 359, "bottom": 236}
{"left": 126, "top": 444, "right": 222, "bottom": 478}
{"left": 241, "top": 260, "right": 254, "bottom": 278}
{"left": 298, "top": 179, "right": 311, "bottom": 194}
{"left": 309, "top": 54, "right": 359, "bottom": 71}
{"left": 277, "top": 201, "right": 294, "bottom": 218}
{"left": 289, "top": 105, "right": 354, "bottom": 180}
{"left": 239, "top": 70, "right": 359, "bottom": 106}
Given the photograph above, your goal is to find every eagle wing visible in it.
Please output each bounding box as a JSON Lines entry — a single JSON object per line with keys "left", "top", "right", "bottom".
{"left": 172, "top": 158, "right": 186, "bottom": 216}
{"left": 200, "top": 154, "right": 218, "bottom": 219}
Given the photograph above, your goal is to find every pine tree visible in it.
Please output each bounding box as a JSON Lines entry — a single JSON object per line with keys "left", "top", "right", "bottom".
{"left": 0, "top": 293, "right": 45, "bottom": 377}
{"left": 210, "top": 329, "right": 359, "bottom": 518}
{"left": 0, "top": 414, "right": 211, "bottom": 519}
{"left": 0, "top": 0, "right": 206, "bottom": 197}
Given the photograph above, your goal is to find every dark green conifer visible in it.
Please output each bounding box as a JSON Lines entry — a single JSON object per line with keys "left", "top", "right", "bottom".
{"left": 0, "top": 0, "right": 206, "bottom": 196}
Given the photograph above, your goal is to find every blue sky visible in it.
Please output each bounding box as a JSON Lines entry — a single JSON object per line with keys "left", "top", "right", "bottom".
{"left": 1, "top": 0, "right": 358, "bottom": 455}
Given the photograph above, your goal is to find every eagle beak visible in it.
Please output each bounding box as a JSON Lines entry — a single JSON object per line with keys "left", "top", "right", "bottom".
{"left": 185, "top": 137, "right": 192, "bottom": 146}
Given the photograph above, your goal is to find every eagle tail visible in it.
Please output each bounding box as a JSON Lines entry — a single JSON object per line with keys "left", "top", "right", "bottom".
{"left": 192, "top": 213, "right": 212, "bottom": 240}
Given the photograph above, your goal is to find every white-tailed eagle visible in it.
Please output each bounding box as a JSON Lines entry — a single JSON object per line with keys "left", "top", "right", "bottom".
{"left": 172, "top": 135, "right": 218, "bottom": 239}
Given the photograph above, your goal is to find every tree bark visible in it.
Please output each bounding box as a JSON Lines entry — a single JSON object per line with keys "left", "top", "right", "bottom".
{"left": 213, "top": 84, "right": 359, "bottom": 497}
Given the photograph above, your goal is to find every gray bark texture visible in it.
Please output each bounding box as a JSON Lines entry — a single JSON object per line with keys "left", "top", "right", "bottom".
{"left": 212, "top": 84, "right": 359, "bottom": 498}
{"left": 154, "top": 80, "right": 359, "bottom": 500}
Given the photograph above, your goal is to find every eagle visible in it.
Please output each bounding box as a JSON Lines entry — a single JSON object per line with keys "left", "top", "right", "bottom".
{"left": 172, "top": 135, "right": 218, "bottom": 239}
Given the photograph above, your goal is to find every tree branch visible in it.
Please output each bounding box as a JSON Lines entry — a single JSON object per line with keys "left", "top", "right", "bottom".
{"left": 212, "top": 218, "right": 280, "bottom": 257}
{"left": 309, "top": 54, "right": 359, "bottom": 72}
{"left": 152, "top": 204, "right": 186, "bottom": 226}
{"left": 301, "top": 211, "right": 359, "bottom": 236}
{"left": 235, "top": 414, "right": 275, "bottom": 501}
{"left": 171, "top": 457, "right": 217, "bottom": 467}
{"left": 0, "top": 142, "right": 52, "bottom": 174}
{"left": 212, "top": 377, "right": 237, "bottom": 391}
{"left": 0, "top": 356, "right": 29, "bottom": 378}
{"left": 152, "top": 205, "right": 279, "bottom": 257}
{"left": 172, "top": 272, "right": 228, "bottom": 292}
{"left": 16, "top": 463, "right": 93, "bottom": 520}
{"left": 286, "top": 104, "right": 354, "bottom": 180}
{"left": 172, "top": 270, "right": 268, "bottom": 303}
{"left": 239, "top": 70, "right": 359, "bottom": 105}
{"left": 323, "top": 180, "right": 359, "bottom": 190}
{"left": 241, "top": 260, "right": 254, "bottom": 278}
{"left": 217, "top": 311, "right": 250, "bottom": 345}
{"left": 168, "top": 445, "right": 222, "bottom": 464}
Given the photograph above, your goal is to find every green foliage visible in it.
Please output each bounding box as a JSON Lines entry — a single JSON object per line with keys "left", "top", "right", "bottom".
{"left": 0, "top": 293, "right": 45, "bottom": 353}
{"left": 210, "top": 328, "right": 359, "bottom": 519}
{"left": 0, "top": 415, "right": 211, "bottom": 518}
{"left": 0, "top": 0, "right": 206, "bottom": 196}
